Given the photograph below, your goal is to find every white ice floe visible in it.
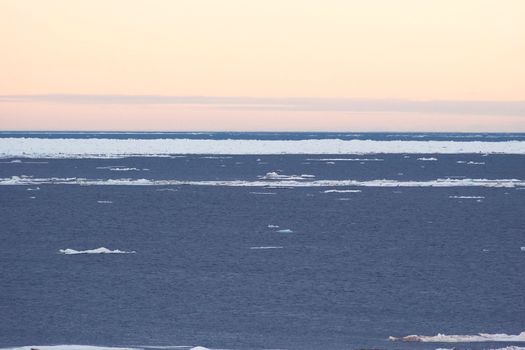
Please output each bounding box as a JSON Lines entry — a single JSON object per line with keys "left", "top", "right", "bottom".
{"left": 457, "top": 161, "right": 486, "bottom": 165}
{"left": 259, "top": 172, "right": 315, "bottom": 180}
{"left": 307, "top": 158, "right": 384, "bottom": 161}
{"left": 249, "top": 246, "right": 283, "bottom": 250}
{"left": 97, "top": 200, "right": 113, "bottom": 204}
{"left": 96, "top": 166, "right": 142, "bottom": 171}
{"left": 26, "top": 187, "right": 40, "bottom": 191}
{"left": 1, "top": 138, "right": 525, "bottom": 158}
{"left": 0, "top": 159, "right": 48, "bottom": 164}
{"left": 249, "top": 192, "right": 277, "bottom": 195}
{"left": 109, "top": 167, "right": 142, "bottom": 171}
{"left": 323, "top": 189, "right": 362, "bottom": 193}
{"left": 2, "top": 176, "right": 524, "bottom": 188}
{"left": 389, "top": 331, "right": 525, "bottom": 342}
{"left": 449, "top": 196, "right": 485, "bottom": 199}
{"left": 268, "top": 224, "right": 280, "bottom": 228}
{"left": 521, "top": 247, "right": 525, "bottom": 251}
{"left": 417, "top": 157, "right": 438, "bottom": 161}
{"left": 59, "top": 247, "right": 135, "bottom": 255}
{"left": 277, "top": 229, "right": 293, "bottom": 233}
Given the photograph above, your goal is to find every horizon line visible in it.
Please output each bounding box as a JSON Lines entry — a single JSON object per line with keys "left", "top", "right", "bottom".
{"left": 2, "top": 94, "right": 525, "bottom": 116}
{"left": 1, "top": 130, "right": 525, "bottom": 134}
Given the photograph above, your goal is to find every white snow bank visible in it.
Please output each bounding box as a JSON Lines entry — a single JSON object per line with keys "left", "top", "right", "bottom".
{"left": 1, "top": 138, "right": 525, "bottom": 158}
{"left": 59, "top": 247, "right": 135, "bottom": 255}
{"left": 389, "top": 331, "right": 525, "bottom": 343}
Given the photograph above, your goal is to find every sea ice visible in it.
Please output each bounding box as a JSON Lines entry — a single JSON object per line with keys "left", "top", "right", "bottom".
{"left": 1, "top": 176, "right": 525, "bottom": 188}
{"left": 389, "top": 331, "right": 525, "bottom": 342}
{"left": 323, "top": 189, "right": 362, "bottom": 193}
{"left": 1, "top": 138, "right": 525, "bottom": 158}
{"left": 249, "top": 246, "right": 283, "bottom": 250}
{"left": 259, "top": 172, "right": 315, "bottom": 180}
{"left": 277, "top": 229, "right": 293, "bottom": 233}
{"left": 59, "top": 247, "right": 135, "bottom": 255}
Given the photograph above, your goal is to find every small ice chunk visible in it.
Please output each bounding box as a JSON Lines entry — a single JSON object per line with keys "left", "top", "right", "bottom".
{"left": 323, "top": 189, "right": 362, "bottom": 193}
{"left": 249, "top": 246, "right": 283, "bottom": 250}
{"left": 59, "top": 247, "right": 135, "bottom": 255}
{"left": 259, "top": 172, "right": 315, "bottom": 180}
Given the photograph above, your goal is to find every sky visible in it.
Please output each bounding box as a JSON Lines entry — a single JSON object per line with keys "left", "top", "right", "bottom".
{"left": 0, "top": 0, "right": 524, "bottom": 131}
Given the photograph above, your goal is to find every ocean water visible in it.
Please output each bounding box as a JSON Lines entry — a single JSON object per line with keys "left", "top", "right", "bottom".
{"left": 1, "top": 131, "right": 525, "bottom": 141}
{"left": 0, "top": 133, "right": 524, "bottom": 350}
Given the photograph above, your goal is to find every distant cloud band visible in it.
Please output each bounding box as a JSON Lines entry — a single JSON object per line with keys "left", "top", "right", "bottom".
{"left": 1, "top": 94, "right": 524, "bottom": 116}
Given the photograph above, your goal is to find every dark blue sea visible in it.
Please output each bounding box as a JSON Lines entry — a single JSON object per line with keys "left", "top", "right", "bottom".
{"left": 0, "top": 133, "right": 524, "bottom": 350}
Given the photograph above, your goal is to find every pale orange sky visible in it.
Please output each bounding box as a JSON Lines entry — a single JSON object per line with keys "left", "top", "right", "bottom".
{"left": 1, "top": 0, "right": 524, "bottom": 131}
